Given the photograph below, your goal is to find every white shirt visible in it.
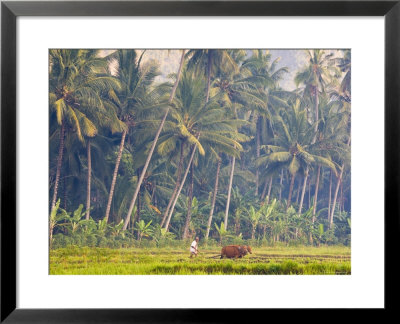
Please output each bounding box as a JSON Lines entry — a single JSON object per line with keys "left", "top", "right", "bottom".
{"left": 190, "top": 240, "right": 198, "bottom": 253}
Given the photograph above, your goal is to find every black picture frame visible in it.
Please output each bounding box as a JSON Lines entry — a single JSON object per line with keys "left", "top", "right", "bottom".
{"left": 1, "top": 0, "right": 399, "bottom": 322}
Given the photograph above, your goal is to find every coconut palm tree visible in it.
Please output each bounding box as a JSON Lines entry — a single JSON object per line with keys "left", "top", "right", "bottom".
{"left": 154, "top": 70, "right": 246, "bottom": 231}
{"left": 257, "top": 99, "right": 337, "bottom": 212}
{"left": 293, "top": 50, "right": 342, "bottom": 216}
{"left": 186, "top": 50, "right": 249, "bottom": 234}
{"left": 310, "top": 93, "right": 350, "bottom": 221}
{"left": 294, "top": 49, "right": 340, "bottom": 139}
{"left": 103, "top": 49, "right": 162, "bottom": 223}
{"left": 49, "top": 49, "right": 120, "bottom": 214}
{"left": 186, "top": 49, "right": 243, "bottom": 102}
{"left": 241, "top": 50, "right": 291, "bottom": 197}
{"left": 327, "top": 96, "right": 351, "bottom": 227}
{"left": 210, "top": 52, "right": 268, "bottom": 230}
{"left": 122, "top": 50, "right": 186, "bottom": 231}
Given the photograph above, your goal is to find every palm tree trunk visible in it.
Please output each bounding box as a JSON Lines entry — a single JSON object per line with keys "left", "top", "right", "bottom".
{"left": 328, "top": 170, "right": 332, "bottom": 220}
{"left": 312, "top": 165, "right": 321, "bottom": 222}
{"left": 85, "top": 139, "right": 92, "bottom": 220}
{"left": 51, "top": 121, "right": 65, "bottom": 212}
{"left": 340, "top": 181, "right": 344, "bottom": 213}
{"left": 329, "top": 171, "right": 343, "bottom": 228}
{"left": 266, "top": 176, "right": 273, "bottom": 204}
{"left": 160, "top": 142, "right": 185, "bottom": 227}
{"left": 123, "top": 50, "right": 186, "bottom": 231}
{"left": 164, "top": 144, "right": 197, "bottom": 231}
{"left": 136, "top": 189, "right": 141, "bottom": 239}
{"left": 104, "top": 129, "right": 127, "bottom": 223}
{"left": 151, "top": 180, "right": 156, "bottom": 203}
{"left": 295, "top": 177, "right": 301, "bottom": 204}
{"left": 206, "top": 51, "right": 212, "bottom": 103}
{"left": 255, "top": 117, "right": 260, "bottom": 197}
{"left": 298, "top": 167, "right": 309, "bottom": 215}
{"left": 286, "top": 173, "right": 296, "bottom": 211}
{"left": 261, "top": 176, "right": 269, "bottom": 201}
{"left": 329, "top": 137, "right": 351, "bottom": 228}
{"left": 330, "top": 167, "right": 344, "bottom": 228}
{"left": 224, "top": 156, "right": 236, "bottom": 230}
{"left": 183, "top": 163, "right": 194, "bottom": 239}
{"left": 314, "top": 86, "right": 319, "bottom": 137}
{"left": 279, "top": 169, "right": 283, "bottom": 201}
{"left": 205, "top": 158, "right": 221, "bottom": 240}
{"left": 63, "top": 176, "right": 67, "bottom": 210}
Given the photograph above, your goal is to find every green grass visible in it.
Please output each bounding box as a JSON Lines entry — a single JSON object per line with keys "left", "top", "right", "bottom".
{"left": 49, "top": 246, "right": 351, "bottom": 275}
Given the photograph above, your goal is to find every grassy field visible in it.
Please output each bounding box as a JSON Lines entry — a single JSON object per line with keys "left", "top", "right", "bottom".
{"left": 49, "top": 245, "right": 351, "bottom": 275}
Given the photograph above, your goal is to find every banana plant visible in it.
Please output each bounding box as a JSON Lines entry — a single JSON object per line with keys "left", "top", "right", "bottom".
{"left": 96, "top": 218, "right": 110, "bottom": 236}
{"left": 214, "top": 221, "right": 233, "bottom": 245}
{"left": 151, "top": 224, "right": 175, "bottom": 247}
{"left": 134, "top": 220, "right": 154, "bottom": 244}
{"left": 247, "top": 206, "right": 262, "bottom": 240}
{"left": 259, "top": 198, "right": 277, "bottom": 239}
{"left": 110, "top": 220, "right": 125, "bottom": 238}
{"left": 57, "top": 204, "right": 89, "bottom": 234}
{"left": 49, "top": 199, "right": 70, "bottom": 249}
{"left": 79, "top": 218, "right": 97, "bottom": 235}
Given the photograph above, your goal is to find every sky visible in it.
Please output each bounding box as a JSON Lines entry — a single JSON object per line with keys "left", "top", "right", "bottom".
{"left": 102, "top": 49, "right": 343, "bottom": 90}
{"left": 134, "top": 49, "right": 308, "bottom": 90}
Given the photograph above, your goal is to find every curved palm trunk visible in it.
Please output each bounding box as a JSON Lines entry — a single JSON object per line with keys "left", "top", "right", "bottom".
{"left": 51, "top": 121, "right": 65, "bottom": 212}
{"left": 298, "top": 167, "right": 309, "bottom": 215}
{"left": 104, "top": 129, "right": 127, "bottom": 223}
{"left": 160, "top": 142, "right": 185, "bottom": 227}
{"left": 104, "top": 130, "right": 128, "bottom": 223}
{"left": 205, "top": 158, "right": 221, "bottom": 240}
{"left": 286, "top": 173, "right": 296, "bottom": 211}
{"left": 182, "top": 163, "right": 194, "bottom": 239}
{"left": 329, "top": 169, "right": 343, "bottom": 228}
{"left": 224, "top": 156, "right": 236, "bottom": 230}
{"left": 123, "top": 50, "right": 186, "bottom": 231}
{"left": 312, "top": 165, "right": 321, "bottom": 223}
{"left": 85, "top": 139, "right": 92, "bottom": 220}
{"left": 164, "top": 144, "right": 197, "bottom": 231}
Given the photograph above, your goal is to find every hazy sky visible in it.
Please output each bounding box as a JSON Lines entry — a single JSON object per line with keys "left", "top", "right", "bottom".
{"left": 137, "top": 49, "right": 309, "bottom": 90}
{"left": 102, "top": 49, "right": 342, "bottom": 91}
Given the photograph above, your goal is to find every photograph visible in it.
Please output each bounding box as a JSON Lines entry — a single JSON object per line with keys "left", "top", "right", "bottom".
{"left": 48, "top": 49, "right": 351, "bottom": 275}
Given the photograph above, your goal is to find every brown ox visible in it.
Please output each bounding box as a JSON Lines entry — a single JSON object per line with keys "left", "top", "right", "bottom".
{"left": 220, "top": 245, "right": 252, "bottom": 259}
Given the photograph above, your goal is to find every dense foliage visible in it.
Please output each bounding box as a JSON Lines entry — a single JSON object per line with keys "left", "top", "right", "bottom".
{"left": 49, "top": 49, "right": 351, "bottom": 249}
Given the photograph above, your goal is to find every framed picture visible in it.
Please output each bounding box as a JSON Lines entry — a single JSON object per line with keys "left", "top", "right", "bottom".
{"left": 1, "top": 0, "right": 398, "bottom": 322}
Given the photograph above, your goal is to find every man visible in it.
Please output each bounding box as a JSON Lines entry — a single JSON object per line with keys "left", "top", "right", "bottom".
{"left": 190, "top": 237, "right": 199, "bottom": 258}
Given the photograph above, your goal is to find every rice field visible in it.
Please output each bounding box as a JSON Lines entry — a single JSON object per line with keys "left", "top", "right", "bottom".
{"left": 49, "top": 245, "right": 351, "bottom": 275}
